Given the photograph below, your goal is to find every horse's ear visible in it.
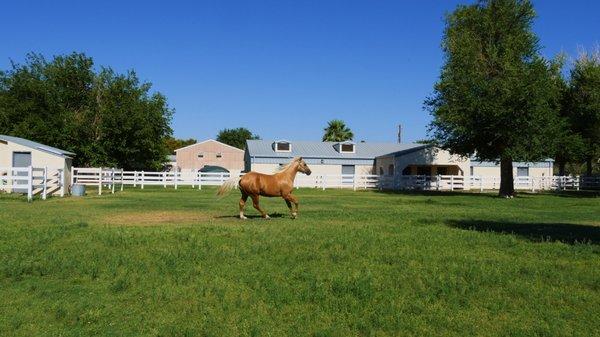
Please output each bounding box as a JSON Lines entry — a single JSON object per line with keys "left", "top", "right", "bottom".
{"left": 298, "top": 157, "right": 303, "bottom": 161}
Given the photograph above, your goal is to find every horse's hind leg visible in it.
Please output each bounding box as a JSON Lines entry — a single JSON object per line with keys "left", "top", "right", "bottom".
{"left": 239, "top": 192, "right": 249, "bottom": 220}
{"left": 251, "top": 195, "right": 269, "bottom": 219}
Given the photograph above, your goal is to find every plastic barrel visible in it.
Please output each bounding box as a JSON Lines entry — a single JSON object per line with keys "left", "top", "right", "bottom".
{"left": 71, "top": 184, "right": 86, "bottom": 197}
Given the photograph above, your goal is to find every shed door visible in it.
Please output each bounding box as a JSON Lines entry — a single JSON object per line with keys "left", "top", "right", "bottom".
{"left": 12, "top": 152, "right": 31, "bottom": 193}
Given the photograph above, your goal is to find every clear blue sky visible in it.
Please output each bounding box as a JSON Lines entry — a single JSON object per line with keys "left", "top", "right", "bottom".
{"left": 2, "top": 0, "right": 598, "bottom": 143}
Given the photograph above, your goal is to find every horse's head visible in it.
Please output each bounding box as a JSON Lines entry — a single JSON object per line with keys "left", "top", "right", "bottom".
{"left": 295, "top": 157, "right": 312, "bottom": 176}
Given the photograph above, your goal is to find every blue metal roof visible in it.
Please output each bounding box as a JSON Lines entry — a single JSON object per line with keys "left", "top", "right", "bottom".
{"left": 246, "top": 140, "right": 423, "bottom": 160}
{"left": 0, "top": 135, "right": 75, "bottom": 158}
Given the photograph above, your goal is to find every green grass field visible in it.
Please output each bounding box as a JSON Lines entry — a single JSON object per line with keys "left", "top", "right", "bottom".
{"left": 1, "top": 187, "right": 599, "bottom": 336}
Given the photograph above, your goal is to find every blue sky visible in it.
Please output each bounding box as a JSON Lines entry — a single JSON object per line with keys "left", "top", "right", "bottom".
{"left": 2, "top": 0, "right": 598, "bottom": 143}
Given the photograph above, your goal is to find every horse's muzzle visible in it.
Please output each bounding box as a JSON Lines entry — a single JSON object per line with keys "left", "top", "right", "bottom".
{"left": 306, "top": 170, "right": 312, "bottom": 176}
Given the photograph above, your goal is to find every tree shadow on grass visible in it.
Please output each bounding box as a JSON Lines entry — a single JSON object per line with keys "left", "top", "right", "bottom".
{"left": 551, "top": 190, "right": 599, "bottom": 198}
{"left": 447, "top": 219, "right": 600, "bottom": 245}
{"left": 375, "top": 190, "right": 498, "bottom": 198}
{"left": 213, "top": 212, "right": 286, "bottom": 220}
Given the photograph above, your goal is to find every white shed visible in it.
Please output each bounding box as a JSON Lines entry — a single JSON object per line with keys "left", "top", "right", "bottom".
{"left": 0, "top": 135, "right": 75, "bottom": 193}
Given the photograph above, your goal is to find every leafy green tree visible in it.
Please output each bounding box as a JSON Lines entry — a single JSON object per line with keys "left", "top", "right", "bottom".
{"left": 322, "top": 119, "right": 354, "bottom": 142}
{"left": 164, "top": 136, "right": 197, "bottom": 154}
{"left": 0, "top": 52, "right": 173, "bottom": 170}
{"left": 569, "top": 49, "right": 600, "bottom": 175}
{"left": 425, "top": 0, "right": 563, "bottom": 196}
{"left": 216, "top": 127, "right": 259, "bottom": 149}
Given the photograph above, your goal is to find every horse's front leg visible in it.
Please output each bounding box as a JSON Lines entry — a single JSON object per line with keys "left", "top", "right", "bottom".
{"left": 283, "top": 194, "right": 299, "bottom": 219}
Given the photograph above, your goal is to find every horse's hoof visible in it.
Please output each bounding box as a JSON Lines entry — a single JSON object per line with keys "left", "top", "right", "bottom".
{"left": 263, "top": 215, "right": 271, "bottom": 220}
{"left": 240, "top": 215, "right": 247, "bottom": 220}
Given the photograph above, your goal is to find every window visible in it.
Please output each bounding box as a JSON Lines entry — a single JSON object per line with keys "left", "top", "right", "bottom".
{"left": 402, "top": 166, "right": 411, "bottom": 175}
{"left": 216, "top": 152, "right": 222, "bottom": 158}
{"left": 198, "top": 153, "right": 204, "bottom": 158}
{"left": 416, "top": 166, "right": 430, "bottom": 176}
{"left": 275, "top": 142, "right": 291, "bottom": 152}
{"left": 470, "top": 166, "right": 474, "bottom": 176}
{"left": 341, "top": 143, "right": 354, "bottom": 153}
{"left": 517, "top": 167, "right": 529, "bottom": 177}
{"left": 388, "top": 164, "right": 394, "bottom": 176}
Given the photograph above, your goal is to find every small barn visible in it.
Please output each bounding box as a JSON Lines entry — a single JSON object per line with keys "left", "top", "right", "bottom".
{"left": 0, "top": 135, "right": 75, "bottom": 191}
{"left": 175, "top": 139, "right": 245, "bottom": 175}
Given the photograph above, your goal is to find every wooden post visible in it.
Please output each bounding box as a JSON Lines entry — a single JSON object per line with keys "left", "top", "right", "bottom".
{"left": 174, "top": 169, "right": 178, "bottom": 190}
{"left": 480, "top": 176, "right": 483, "bottom": 192}
{"left": 111, "top": 169, "right": 116, "bottom": 194}
{"left": 121, "top": 169, "right": 124, "bottom": 191}
{"left": 42, "top": 166, "right": 48, "bottom": 200}
{"left": 98, "top": 168, "right": 103, "bottom": 195}
{"left": 59, "top": 169, "right": 65, "bottom": 197}
{"left": 163, "top": 171, "right": 166, "bottom": 188}
{"left": 141, "top": 171, "right": 145, "bottom": 189}
{"left": 450, "top": 175, "right": 454, "bottom": 191}
{"left": 198, "top": 171, "right": 202, "bottom": 190}
{"left": 134, "top": 171, "right": 138, "bottom": 187}
{"left": 70, "top": 166, "right": 75, "bottom": 188}
{"left": 576, "top": 175, "right": 580, "bottom": 191}
{"left": 27, "top": 166, "right": 33, "bottom": 202}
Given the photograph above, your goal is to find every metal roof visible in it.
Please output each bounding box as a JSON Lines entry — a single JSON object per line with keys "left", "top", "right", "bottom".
{"left": 246, "top": 140, "right": 423, "bottom": 159}
{"left": 0, "top": 135, "right": 75, "bottom": 158}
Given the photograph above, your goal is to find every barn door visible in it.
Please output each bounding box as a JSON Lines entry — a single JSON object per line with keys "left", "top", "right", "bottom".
{"left": 12, "top": 152, "right": 31, "bottom": 193}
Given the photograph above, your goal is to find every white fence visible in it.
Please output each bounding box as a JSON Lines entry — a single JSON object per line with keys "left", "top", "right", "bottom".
{"left": 0, "top": 166, "right": 65, "bottom": 201}
{"left": 70, "top": 167, "right": 600, "bottom": 195}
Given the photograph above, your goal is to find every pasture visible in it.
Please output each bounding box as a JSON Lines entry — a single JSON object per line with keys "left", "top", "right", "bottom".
{"left": 1, "top": 187, "right": 599, "bottom": 336}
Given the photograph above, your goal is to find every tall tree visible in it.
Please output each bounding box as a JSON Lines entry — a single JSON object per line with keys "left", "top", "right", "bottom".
{"left": 425, "top": 0, "right": 563, "bottom": 196}
{"left": 322, "top": 119, "right": 354, "bottom": 142}
{"left": 569, "top": 49, "right": 600, "bottom": 176}
{"left": 0, "top": 52, "right": 173, "bottom": 169}
{"left": 164, "top": 136, "right": 197, "bottom": 154}
{"left": 216, "top": 127, "right": 259, "bottom": 149}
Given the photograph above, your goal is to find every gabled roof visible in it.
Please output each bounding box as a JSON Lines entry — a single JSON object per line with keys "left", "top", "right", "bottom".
{"left": 174, "top": 139, "right": 244, "bottom": 152}
{"left": 246, "top": 140, "right": 423, "bottom": 159}
{"left": 0, "top": 135, "right": 75, "bottom": 158}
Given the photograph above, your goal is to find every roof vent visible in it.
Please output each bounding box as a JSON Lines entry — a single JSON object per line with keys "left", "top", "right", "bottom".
{"left": 273, "top": 140, "right": 291, "bottom": 152}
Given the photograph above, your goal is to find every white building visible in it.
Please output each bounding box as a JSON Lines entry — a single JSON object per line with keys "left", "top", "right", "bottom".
{"left": 0, "top": 135, "right": 74, "bottom": 192}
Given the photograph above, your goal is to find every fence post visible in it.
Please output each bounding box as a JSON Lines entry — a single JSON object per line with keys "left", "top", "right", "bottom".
{"left": 111, "top": 169, "right": 116, "bottom": 194}
{"left": 531, "top": 176, "right": 535, "bottom": 193}
{"left": 198, "top": 171, "right": 202, "bottom": 190}
{"left": 322, "top": 175, "right": 326, "bottom": 190}
{"left": 163, "top": 171, "right": 166, "bottom": 188}
{"left": 120, "top": 169, "right": 124, "bottom": 191}
{"left": 436, "top": 175, "right": 440, "bottom": 191}
{"left": 576, "top": 175, "right": 580, "bottom": 191}
{"left": 27, "top": 165, "right": 33, "bottom": 202}
{"left": 71, "top": 166, "right": 75, "bottom": 188}
{"left": 98, "top": 168, "right": 103, "bottom": 195}
{"left": 42, "top": 166, "right": 48, "bottom": 200}
{"left": 141, "top": 171, "right": 145, "bottom": 189}
{"left": 480, "top": 176, "right": 483, "bottom": 192}
{"left": 59, "top": 169, "right": 65, "bottom": 197}
{"left": 174, "top": 169, "right": 178, "bottom": 190}
{"left": 450, "top": 175, "right": 454, "bottom": 191}
{"left": 134, "top": 171, "right": 137, "bottom": 187}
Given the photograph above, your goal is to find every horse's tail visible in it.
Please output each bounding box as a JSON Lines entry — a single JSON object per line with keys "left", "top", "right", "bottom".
{"left": 216, "top": 176, "right": 241, "bottom": 197}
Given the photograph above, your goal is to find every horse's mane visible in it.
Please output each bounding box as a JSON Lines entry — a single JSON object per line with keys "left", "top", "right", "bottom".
{"left": 275, "top": 157, "right": 301, "bottom": 172}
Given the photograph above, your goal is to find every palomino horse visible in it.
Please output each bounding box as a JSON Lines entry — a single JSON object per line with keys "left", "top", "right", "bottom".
{"left": 217, "top": 157, "right": 312, "bottom": 219}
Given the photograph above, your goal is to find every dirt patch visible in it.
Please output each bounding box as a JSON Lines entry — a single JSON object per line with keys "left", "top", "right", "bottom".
{"left": 99, "top": 210, "right": 213, "bottom": 226}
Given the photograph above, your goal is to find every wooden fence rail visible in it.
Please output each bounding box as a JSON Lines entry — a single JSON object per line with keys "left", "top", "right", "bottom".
{"left": 0, "top": 166, "right": 64, "bottom": 201}
{"left": 69, "top": 167, "right": 600, "bottom": 195}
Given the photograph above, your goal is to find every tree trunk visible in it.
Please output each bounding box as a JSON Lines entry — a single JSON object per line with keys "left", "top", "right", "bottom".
{"left": 558, "top": 160, "right": 566, "bottom": 176}
{"left": 586, "top": 156, "right": 593, "bottom": 176}
{"left": 499, "top": 157, "right": 514, "bottom": 197}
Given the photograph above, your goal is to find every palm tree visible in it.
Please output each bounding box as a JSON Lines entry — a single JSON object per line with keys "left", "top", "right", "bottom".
{"left": 322, "top": 119, "right": 354, "bottom": 142}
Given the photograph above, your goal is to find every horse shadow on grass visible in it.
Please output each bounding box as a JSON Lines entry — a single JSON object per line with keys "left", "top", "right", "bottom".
{"left": 213, "top": 212, "right": 286, "bottom": 220}
{"left": 447, "top": 219, "right": 600, "bottom": 245}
